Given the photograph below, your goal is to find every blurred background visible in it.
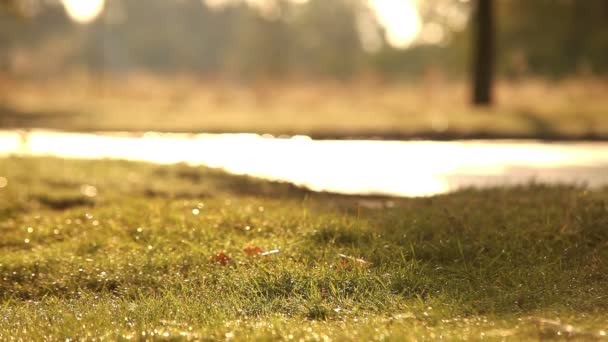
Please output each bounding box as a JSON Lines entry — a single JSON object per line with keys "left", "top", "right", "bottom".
{"left": 1, "top": 0, "right": 607, "bottom": 139}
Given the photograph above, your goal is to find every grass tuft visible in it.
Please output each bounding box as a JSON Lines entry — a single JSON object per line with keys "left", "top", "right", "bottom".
{"left": 0, "top": 157, "right": 607, "bottom": 339}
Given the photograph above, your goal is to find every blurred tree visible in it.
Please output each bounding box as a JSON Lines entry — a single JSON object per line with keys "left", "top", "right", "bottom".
{"left": 223, "top": 1, "right": 292, "bottom": 79}
{"left": 497, "top": 0, "right": 608, "bottom": 77}
{"left": 0, "top": 0, "right": 72, "bottom": 75}
{"left": 288, "top": 0, "right": 363, "bottom": 79}
{"left": 472, "top": 0, "right": 494, "bottom": 106}
{"left": 1, "top": 0, "right": 607, "bottom": 81}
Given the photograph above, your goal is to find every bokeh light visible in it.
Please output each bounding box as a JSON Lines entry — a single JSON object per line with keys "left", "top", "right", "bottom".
{"left": 61, "top": 0, "right": 105, "bottom": 24}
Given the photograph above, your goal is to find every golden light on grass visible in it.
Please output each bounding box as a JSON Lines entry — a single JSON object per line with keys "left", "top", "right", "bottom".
{"left": 61, "top": 0, "right": 105, "bottom": 24}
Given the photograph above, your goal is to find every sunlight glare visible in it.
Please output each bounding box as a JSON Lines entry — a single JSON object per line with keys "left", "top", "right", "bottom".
{"left": 61, "top": 0, "right": 105, "bottom": 24}
{"left": 206, "top": 0, "right": 422, "bottom": 48}
{"left": 2, "top": 131, "right": 608, "bottom": 197}
{"left": 369, "top": 0, "right": 422, "bottom": 48}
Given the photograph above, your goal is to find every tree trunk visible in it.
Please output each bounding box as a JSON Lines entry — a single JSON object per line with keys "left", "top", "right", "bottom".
{"left": 472, "top": 0, "right": 495, "bottom": 106}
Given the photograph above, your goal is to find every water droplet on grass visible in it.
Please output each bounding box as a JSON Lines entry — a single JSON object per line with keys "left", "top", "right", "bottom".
{"left": 80, "top": 184, "right": 98, "bottom": 197}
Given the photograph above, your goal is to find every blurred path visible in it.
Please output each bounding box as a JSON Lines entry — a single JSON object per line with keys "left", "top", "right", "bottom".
{"left": 1, "top": 130, "right": 607, "bottom": 197}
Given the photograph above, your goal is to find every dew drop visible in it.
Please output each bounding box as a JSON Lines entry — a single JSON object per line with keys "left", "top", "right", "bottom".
{"left": 81, "top": 184, "right": 98, "bottom": 197}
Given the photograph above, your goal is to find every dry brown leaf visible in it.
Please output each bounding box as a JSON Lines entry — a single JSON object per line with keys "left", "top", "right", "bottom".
{"left": 208, "top": 252, "right": 232, "bottom": 266}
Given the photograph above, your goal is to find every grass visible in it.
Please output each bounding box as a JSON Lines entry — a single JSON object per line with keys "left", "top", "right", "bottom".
{"left": 0, "top": 156, "right": 607, "bottom": 340}
{"left": 2, "top": 75, "right": 608, "bottom": 139}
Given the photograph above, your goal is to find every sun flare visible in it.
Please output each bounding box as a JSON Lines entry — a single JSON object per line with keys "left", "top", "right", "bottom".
{"left": 61, "top": 0, "right": 105, "bottom": 24}
{"left": 369, "top": 0, "right": 422, "bottom": 48}
{"left": 206, "top": 0, "right": 423, "bottom": 49}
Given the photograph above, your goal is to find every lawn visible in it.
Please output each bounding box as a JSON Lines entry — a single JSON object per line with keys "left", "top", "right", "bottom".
{"left": 0, "top": 157, "right": 607, "bottom": 340}
{"left": 2, "top": 76, "right": 608, "bottom": 139}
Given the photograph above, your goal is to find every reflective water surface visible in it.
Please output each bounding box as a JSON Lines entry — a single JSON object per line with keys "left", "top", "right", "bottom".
{"left": 1, "top": 130, "right": 607, "bottom": 197}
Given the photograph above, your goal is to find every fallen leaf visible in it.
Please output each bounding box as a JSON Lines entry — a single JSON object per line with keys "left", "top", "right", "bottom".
{"left": 209, "top": 252, "right": 232, "bottom": 266}
{"left": 243, "top": 245, "right": 264, "bottom": 256}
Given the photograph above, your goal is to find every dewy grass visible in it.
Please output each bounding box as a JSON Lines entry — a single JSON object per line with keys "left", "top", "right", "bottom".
{"left": 0, "top": 157, "right": 607, "bottom": 340}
